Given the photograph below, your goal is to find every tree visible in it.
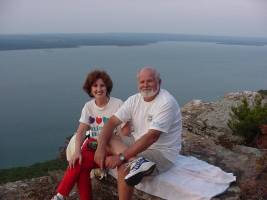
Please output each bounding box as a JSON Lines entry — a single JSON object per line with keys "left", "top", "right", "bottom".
{"left": 227, "top": 95, "right": 267, "bottom": 146}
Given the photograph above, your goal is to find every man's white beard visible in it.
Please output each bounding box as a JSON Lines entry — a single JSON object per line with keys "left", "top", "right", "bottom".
{"left": 140, "top": 86, "right": 159, "bottom": 98}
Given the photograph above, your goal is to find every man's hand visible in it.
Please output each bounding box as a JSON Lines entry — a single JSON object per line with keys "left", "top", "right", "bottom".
{"left": 94, "top": 146, "right": 107, "bottom": 169}
{"left": 95, "top": 116, "right": 122, "bottom": 169}
{"left": 105, "top": 155, "right": 123, "bottom": 169}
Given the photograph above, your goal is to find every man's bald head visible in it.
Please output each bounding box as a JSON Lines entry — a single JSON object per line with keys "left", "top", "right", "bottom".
{"left": 137, "top": 67, "right": 161, "bottom": 82}
{"left": 137, "top": 66, "right": 161, "bottom": 101}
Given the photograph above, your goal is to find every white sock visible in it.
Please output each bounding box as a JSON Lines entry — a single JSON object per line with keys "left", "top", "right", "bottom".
{"left": 56, "top": 193, "right": 64, "bottom": 200}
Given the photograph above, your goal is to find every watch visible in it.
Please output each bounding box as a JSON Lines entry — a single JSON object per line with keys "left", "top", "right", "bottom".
{"left": 119, "top": 153, "right": 126, "bottom": 162}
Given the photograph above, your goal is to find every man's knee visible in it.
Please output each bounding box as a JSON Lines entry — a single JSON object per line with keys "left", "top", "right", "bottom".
{"left": 117, "top": 163, "right": 129, "bottom": 178}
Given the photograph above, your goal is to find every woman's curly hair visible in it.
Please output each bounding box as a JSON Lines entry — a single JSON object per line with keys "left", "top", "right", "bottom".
{"left": 83, "top": 70, "right": 113, "bottom": 97}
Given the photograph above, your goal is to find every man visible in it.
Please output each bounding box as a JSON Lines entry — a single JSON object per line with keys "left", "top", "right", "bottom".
{"left": 95, "top": 67, "right": 182, "bottom": 200}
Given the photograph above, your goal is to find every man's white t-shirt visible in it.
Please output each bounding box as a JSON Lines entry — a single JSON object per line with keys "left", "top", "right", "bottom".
{"left": 79, "top": 97, "right": 123, "bottom": 138}
{"left": 115, "top": 89, "right": 182, "bottom": 163}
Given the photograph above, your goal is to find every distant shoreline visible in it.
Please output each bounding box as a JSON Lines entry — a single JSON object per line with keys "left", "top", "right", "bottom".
{"left": 216, "top": 42, "right": 265, "bottom": 47}
{"left": 0, "top": 33, "right": 266, "bottom": 51}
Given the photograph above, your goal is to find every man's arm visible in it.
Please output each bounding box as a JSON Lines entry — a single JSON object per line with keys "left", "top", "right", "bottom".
{"left": 95, "top": 115, "right": 122, "bottom": 169}
{"left": 122, "top": 129, "right": 161, "bottom": 161}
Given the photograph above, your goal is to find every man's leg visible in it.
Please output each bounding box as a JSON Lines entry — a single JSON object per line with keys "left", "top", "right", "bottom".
{"left": 107, "top": 135, "right": 173, "bottom": 199}
{"left": 139, "top": 149, "right": 173, "bottom": 174}
{"left": 117, "top": 163, "right": 134, "bottom": 200}
{"left": 124, "top": 149, "right": 173, "bottom": 186}
{"left": 108, "top": 135, "right": 135, "bottom": 200}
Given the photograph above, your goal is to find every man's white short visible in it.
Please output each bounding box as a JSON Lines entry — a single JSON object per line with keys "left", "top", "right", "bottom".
{"left": 120, "top": 135, "right": 173, "bottom": 174}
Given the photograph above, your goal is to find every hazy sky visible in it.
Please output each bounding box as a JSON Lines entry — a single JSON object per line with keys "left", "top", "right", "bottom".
{"left": 0, "top": 0, "right": 267, "bottom": 37}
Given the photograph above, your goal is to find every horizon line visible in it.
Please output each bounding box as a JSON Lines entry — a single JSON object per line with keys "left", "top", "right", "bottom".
{"left": 0, "top": 32, "right": 267, "bottom": 39}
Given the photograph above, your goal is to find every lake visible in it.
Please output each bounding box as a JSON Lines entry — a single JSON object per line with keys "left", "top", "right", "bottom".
{"left": 0, "top": 41, "right": 267, "bottom": 169}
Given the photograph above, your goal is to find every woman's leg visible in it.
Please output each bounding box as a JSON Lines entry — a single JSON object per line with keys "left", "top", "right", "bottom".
{"left": 56, "top": 164, "right": 82, "bottom": 196}
{"left": 60, "top": 135, "right": 128, "bottom": 199}
{"left": 77, "top": 168, "right": 92, "bottom": 200}
{"left": 107, "top": 135, "right": 130, "bottom": 155}
{"left": 56, "top": 138, "right": 96, "bottom": 198}
{"left": 77, "top": 138, "right": 98, "bottom": 200}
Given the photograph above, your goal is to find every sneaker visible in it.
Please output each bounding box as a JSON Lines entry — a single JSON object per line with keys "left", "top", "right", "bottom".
{"left": 124, "top": 157, "right": 156, "bottom": 186}
{"left": 51, "top": 195, "right": 64, "bottom": 200}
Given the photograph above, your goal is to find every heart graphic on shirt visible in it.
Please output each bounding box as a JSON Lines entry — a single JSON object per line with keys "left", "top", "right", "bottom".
{"left": 103, "top": 117, "right": 109, "bottom": 124}
{"left": 96, "top": 117, "right": 102, "bottom": 124}
{"left": 89, "top": 116, "right": 95, "bottom": 124}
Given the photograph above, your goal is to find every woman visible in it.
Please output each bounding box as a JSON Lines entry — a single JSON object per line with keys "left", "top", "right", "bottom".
{"left": 52, "top": 70, "right": 128, "bottom": 200}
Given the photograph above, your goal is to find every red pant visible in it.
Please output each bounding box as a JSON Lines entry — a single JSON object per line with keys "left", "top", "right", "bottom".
{"left": 57, "top": 138, "right": 98, "bottom": 200}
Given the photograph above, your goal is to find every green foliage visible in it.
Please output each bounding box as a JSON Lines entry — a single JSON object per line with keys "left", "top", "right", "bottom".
{"left": 0, "top": 159, "right": 67, "bottom": 184}
{"left": 258, "top": 89, "right": 267, "bottom": 96}
{"left": 227, "top": 95, "right": 267, "bottom": 146}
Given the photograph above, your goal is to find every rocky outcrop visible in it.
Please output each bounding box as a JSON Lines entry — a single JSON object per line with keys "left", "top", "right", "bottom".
{"left": 182, "top": 91, "right": 260, "bottom": 144}
{"left": 0, "top": 171, "right": 62, "bottom": 200}
{"left": 0, "top": 170, "right": 163, "bottom": 200}
{"left": 181, "top": 91, "right": 267, "bottom": 200}
{"left": 1, "top": 91, "right": 267, "bottom": 200}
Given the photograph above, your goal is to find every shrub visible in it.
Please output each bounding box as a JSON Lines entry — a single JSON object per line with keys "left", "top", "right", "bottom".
{"left": 227, "top": 95, "right": 267, "bottom": 146}
{"left": 258, "top": 89, "right": 267, "bottom": 96}
{"left": 0, "top": 159, "right": 67, "bottom": 184}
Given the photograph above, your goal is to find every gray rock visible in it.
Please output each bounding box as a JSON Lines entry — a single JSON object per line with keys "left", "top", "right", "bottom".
{"left": 1, "top": 91, "right": 267, "bottom": 200}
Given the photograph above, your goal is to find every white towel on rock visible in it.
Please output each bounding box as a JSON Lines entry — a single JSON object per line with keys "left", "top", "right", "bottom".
{"left": 110, "top": 155, "right": 236, "bottom": 200}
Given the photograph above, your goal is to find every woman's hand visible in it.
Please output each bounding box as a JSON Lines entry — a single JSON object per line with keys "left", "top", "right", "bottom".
{"left": 69, "top": 150, "right": 82, "bottom": 168}
{"left": 69, "top": 123, "right": 89, "bottom": 168}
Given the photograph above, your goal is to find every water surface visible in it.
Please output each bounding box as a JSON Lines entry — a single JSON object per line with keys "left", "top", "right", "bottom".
{"left": 0, "top": 41, "right": 266, "bottom": 169}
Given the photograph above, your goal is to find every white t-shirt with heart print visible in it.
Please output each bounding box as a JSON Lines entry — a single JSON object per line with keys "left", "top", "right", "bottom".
{"left": 79, "top": 96, "right": 123, "bottom": 138}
